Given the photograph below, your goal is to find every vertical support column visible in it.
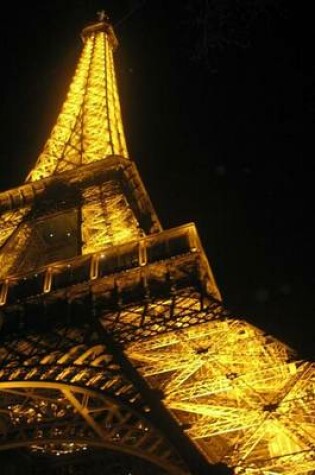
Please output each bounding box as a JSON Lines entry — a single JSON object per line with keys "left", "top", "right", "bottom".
{"left": 0, "top": 280, "right": 9, "bottom": 306}
{"left": 139, "top": 238, "right": 147, "bottom": 267}
{"left": 90, "top": 254, "right": 99, "bottom": 280}
{"left": 77, "top": 205, "right": 84, "bottom": 256}
{"left": 43, "top": 268, "right": 52, "bottom": 294}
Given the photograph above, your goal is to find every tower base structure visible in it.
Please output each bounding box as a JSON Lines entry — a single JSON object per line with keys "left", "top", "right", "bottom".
{"left": 0, "top": 222, "right": 314, "bottom": 474}
{"left": 0, "top": 15, "right": 314, "bottom": 475}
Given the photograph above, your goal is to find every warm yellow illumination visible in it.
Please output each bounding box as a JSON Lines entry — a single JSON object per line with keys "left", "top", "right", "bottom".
{"left": 0, "top": 336, "right": 185, "bottom": 474}
{"left": 0, "top": 222, "right": 32, "bottom": 279}
{"left": 81, "top": 182, "right": 139, "bottom": 254}
{"left": 0, "top": 14, "right": 314, "bottom": 475}
{"left": 27, "top": 27, "right": 128, "bottom": 183}
{"left": 126, "top": 301, "right": 315, "bottom": 474}
{"left": 0, "top": 208, "right": 30, "bottom": 248}
{"left": 0, "top": 22, "right": 134, "bottom": 277}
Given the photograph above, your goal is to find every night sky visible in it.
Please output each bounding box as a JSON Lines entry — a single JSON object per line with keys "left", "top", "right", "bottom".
{"left": 0, "top": 1, "right": 313, "bottom": 359}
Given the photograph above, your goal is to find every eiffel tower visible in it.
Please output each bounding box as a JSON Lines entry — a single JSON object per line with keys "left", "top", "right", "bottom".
{"left": 0, "top": 14, "right": 314, "bottom": 475}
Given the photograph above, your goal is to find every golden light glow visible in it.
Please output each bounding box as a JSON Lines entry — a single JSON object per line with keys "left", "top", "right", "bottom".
{"left": 0, "top": 23, "right": 139, "bottom": 273}
{"left": 9, "top": 399, "right": 88, "bottom": 455}
{"left": 0, "top": 208, "right": 30, "bottom": 248}
{"left": 0, "top": 208, "right": 31, "bottom": 278}
{"left": 0, "top": 331, "right": 186, "bottom": 474}
{"left": 126, "top": 298, "right": 315, "bottom": 474}
{"left": 0, "top": 222, "right": 32, "bottom": 279}
{"left": 82, "top": 182, "right": 140, "bottom": 254}
{"left": 27, "top": 27, "right": 128, "bottom": 183}
{"left": 0, "top": 15, "right": 314, "bottom": 475}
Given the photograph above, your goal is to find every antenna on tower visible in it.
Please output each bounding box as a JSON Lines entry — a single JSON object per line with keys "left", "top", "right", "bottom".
{"left": 97, "top": 10, "right": 109, "bottom": 22}
{"left": 114, "top": 1, "right": 147, "bottom": 28}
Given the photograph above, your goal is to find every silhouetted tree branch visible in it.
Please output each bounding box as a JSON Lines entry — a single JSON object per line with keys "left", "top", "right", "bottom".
{"left": 182, "top": 0, "right": 286, "bottom": 70}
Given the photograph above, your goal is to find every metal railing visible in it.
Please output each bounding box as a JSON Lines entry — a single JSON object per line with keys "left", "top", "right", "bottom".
{"left": 0, "top": 223, "right": 200, "bottom": 306}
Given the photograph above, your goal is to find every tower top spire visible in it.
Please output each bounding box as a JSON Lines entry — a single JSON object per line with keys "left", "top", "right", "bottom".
{"left": 26, "top": 11, "right": 125, "bottom": 182}
{"left": 81, "top": 11, "right": 118, "bottom": 49}
{"left": 97, "top": 10, "right": 109, "bottom": 22}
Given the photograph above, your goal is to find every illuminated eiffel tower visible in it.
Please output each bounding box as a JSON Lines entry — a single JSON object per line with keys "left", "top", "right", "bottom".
{"left": 0, "top": 14, "right": 314, "bottom": 475}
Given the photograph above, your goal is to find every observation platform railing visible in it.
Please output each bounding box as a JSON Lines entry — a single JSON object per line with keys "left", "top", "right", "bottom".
{"left": 0, "top": 223, "right": 218, "bottom": 306}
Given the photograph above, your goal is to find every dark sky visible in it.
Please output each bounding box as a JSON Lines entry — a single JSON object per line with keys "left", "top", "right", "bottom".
{"left": 0, "top": 1, "right": 313, "bottom": 359}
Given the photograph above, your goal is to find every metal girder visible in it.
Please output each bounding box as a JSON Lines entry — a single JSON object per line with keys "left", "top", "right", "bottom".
{"left": 0, "top": 382, "right": 184, "bottom": 474}
{"left": 0, "top": 208, "right": 31, "bottom": 250}
{"left": 0, "top": 13, "right": 313, "bottom": 475}
{"left": 81, "top": 181, "right": 139, "bottom": 254}
{"left": 120, "top": 292, "right": 315, "bottom": 474}
{"left": 0, "top": 325, "right": 187, "bottom": 474}
{"left": 1, "top": 258, "right": 314, "bottom": 474}
{"left": 26, "top": 27, "right": 128, "bottom": 182}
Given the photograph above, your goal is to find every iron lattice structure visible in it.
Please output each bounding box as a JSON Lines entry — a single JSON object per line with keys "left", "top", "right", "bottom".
{"left": 0, "top": 16, "right": 314, "bottom": 475}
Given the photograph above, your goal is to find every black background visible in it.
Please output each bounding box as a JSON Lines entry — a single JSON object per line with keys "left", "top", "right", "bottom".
{"left": 0, "top": 1, "right": 313, "bottom": 359}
